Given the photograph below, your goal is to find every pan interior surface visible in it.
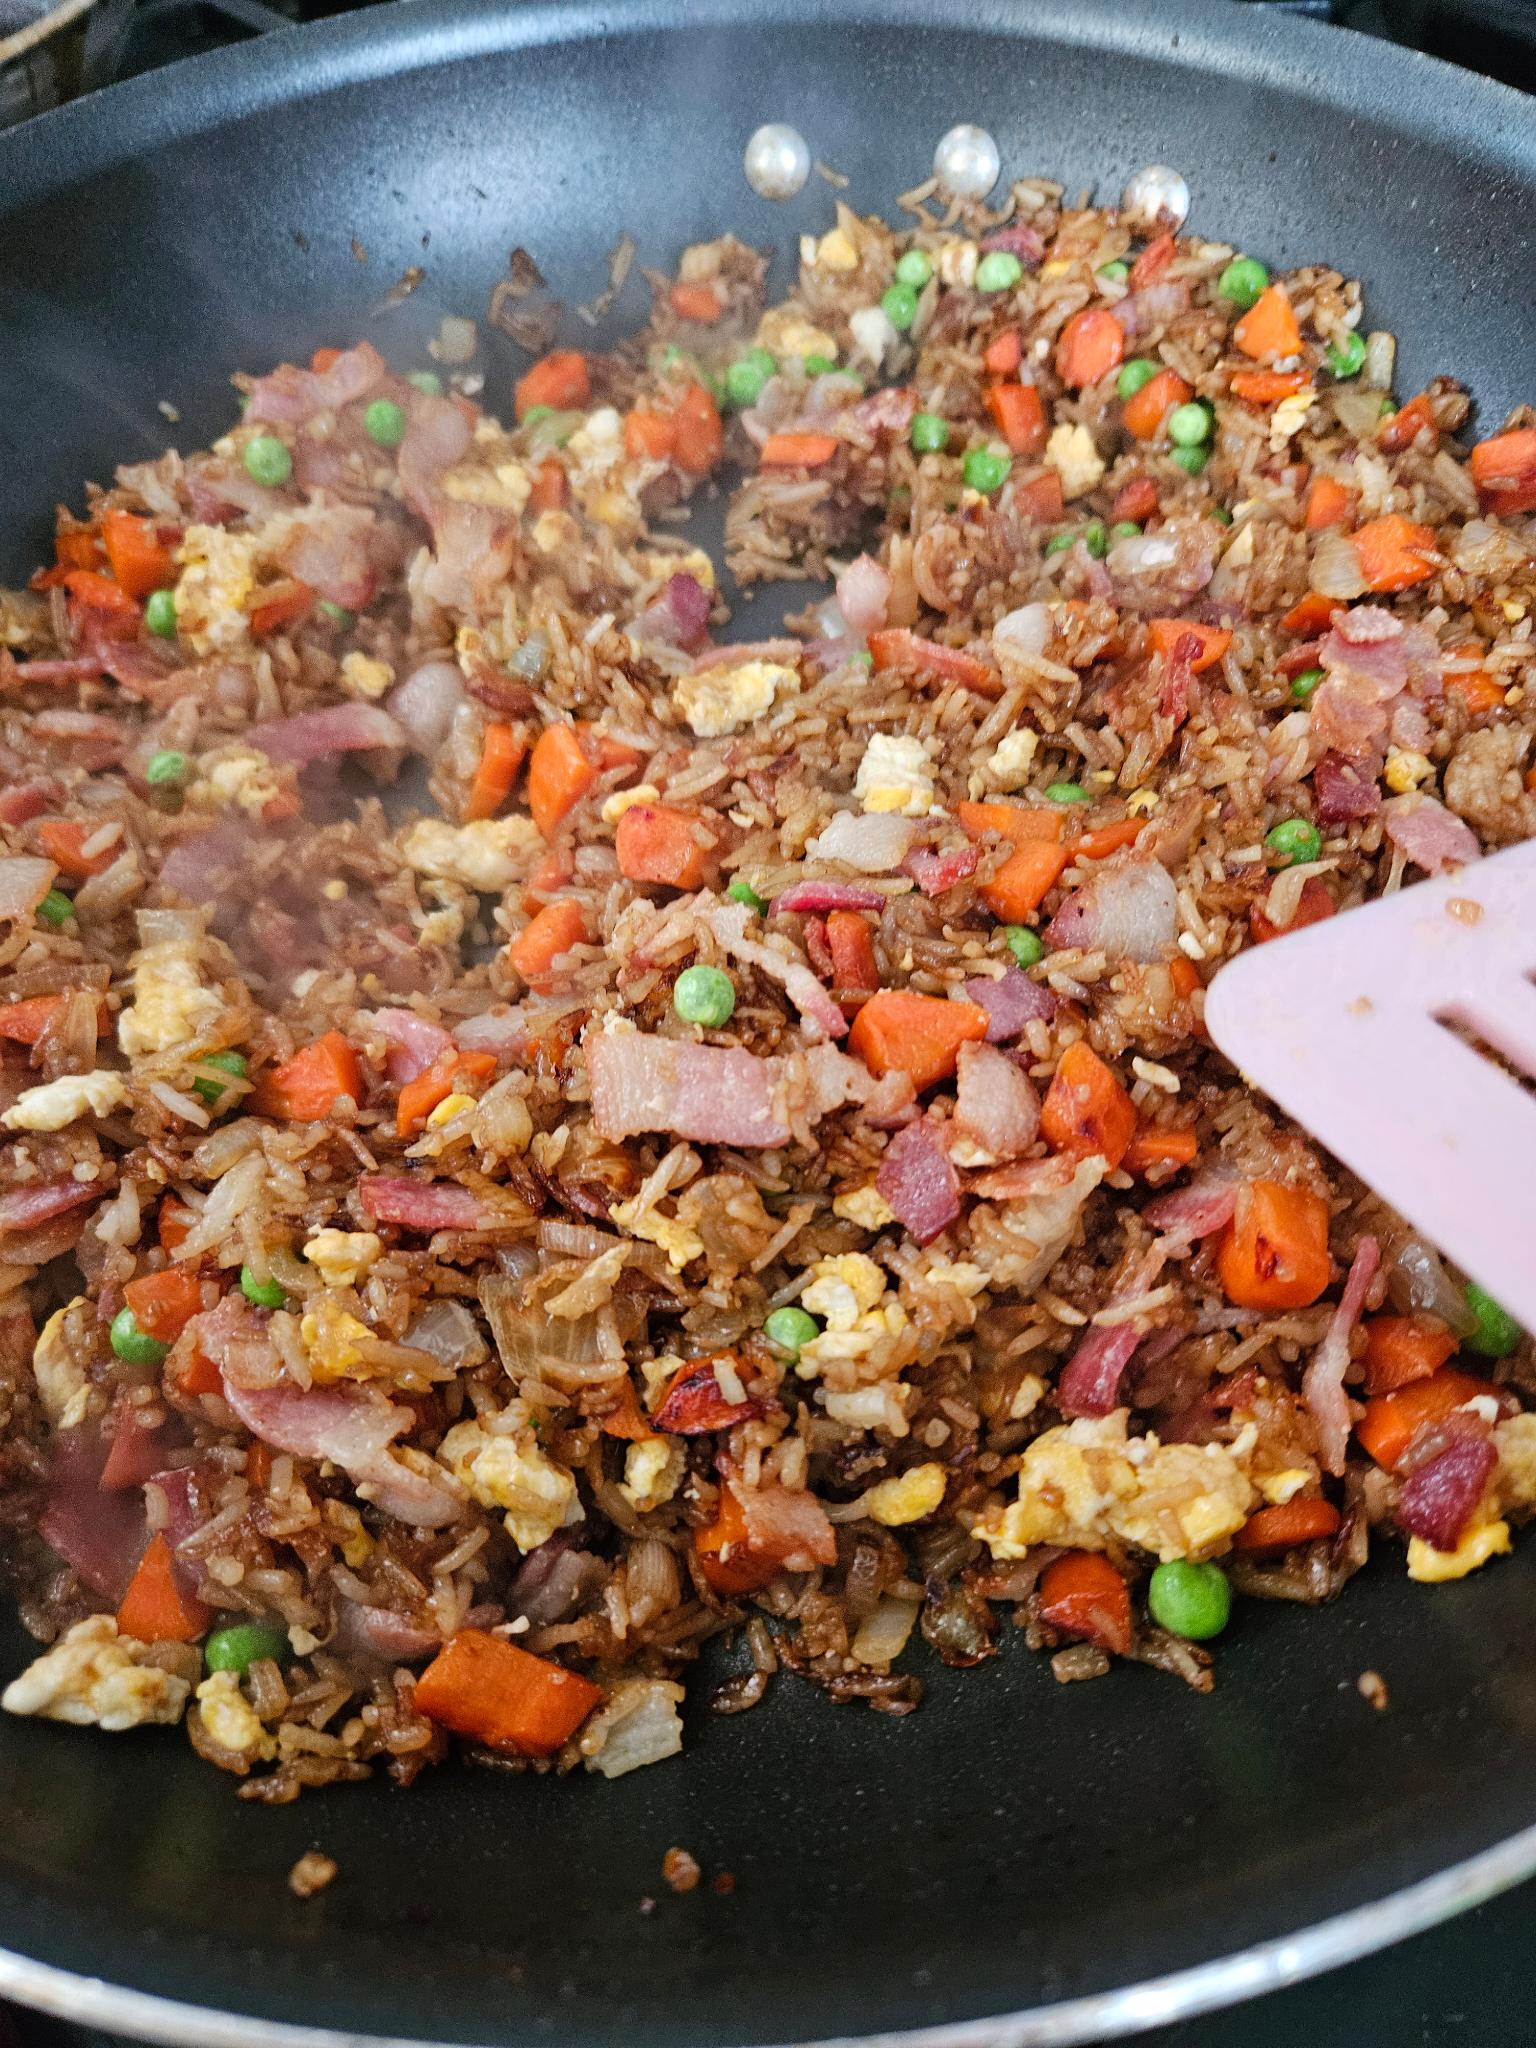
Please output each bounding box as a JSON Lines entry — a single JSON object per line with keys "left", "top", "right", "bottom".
{"left": 0, "top": 3, "right": 1534, "bottom": 2042}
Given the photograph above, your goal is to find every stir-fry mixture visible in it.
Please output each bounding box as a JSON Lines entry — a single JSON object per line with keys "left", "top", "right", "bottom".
{"left": 1, "top": 173, "right": 1534, "bottom": 1798}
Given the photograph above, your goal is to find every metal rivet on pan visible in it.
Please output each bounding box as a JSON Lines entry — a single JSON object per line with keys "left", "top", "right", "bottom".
{"left": 933, "top": 123, "right": 1000, "bottom": 201}
{"left": 744, "top": 124, "right": 811, "bottom": 200}
{"left": 1120, "top": 164, "right": 1191, "bottom": 234}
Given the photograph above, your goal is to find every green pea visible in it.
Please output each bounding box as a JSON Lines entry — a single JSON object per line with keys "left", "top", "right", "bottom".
{"left": 1003, "top": 925, "right": 1044, "bottom": 968}
{"left": 1167, "top": 402, "right": 1213, "bottom": 448}
{"left": 204, "top": 1622, "right": 290, "bottom": 1676}
{"left": 318, "top": 599, "right": 355, "bottom": 628}
{"left": 1148, "top": 1560, "right": 1231, "bottom": 1641}
{"left": 1045, "top": 781, "right": 1088, "bottom": 803}
{"left": 726, "top": 878, "right": 767, "bottom": 914}
{"left": 521, "top": 404, "right": 555, "bottom": 427}
{"left": 910, "top": 412, "right": 951, "bottom": 455}
{"left": 1209, "top": 503, "right": 1233, "bottom": 524}
{"left": 1117, "top": 358, "right": 1159, "bottom": 401}
{"left": 192, "top": 1048, "right": 248, "bottom": 1107}
{"left": 242, "top": 435, "right": 292, "bottom": 487}
{"left": 763, "top": 1305, "right": 820, "bottom": 1357}
{"left": 962, "top": 447, "right": 1011, "bottom": 494}
{"left": 36, "top": 889, "right": 74, "bottom": 928}
{"left": 407, "top": 370, "right": 444, "bottom": 397}
{"left": 1043, "top": 532, "right": 1075, "bottom": 557}
{"left": 803, "top": 353, "right": 839, "bottom": 377}
{"left": 726, "top": 356, "right": 772, "bottom": 408}
{"left": 1290, "top": 666, "right": 1324, "bottom": 703}
{"left": 975, "top": 251, "right": 1023, "bottom": 294}
{"left": 881, "top": 282, "right": 919, "bottom": 332}
{"left": 240, "top": 1264, "right": 287, "bottom": 1310}
{"left": 363, "top": 399, "right": 407, "bottom": 448}
{"left": 852, "top": 650, "right": 874, "bottom": 670}
{"left": 673, "top": 964, "right": 736, "bottom": 1028}
{"left": 1108, "top": 520, "right": 1142, "bottom": 540}
{"left": 1465, "top": 1282, "right": 1522, "bottom": 1359}
{"left": 144, "top": 589, "right": 178, "bottom": 638}
{"left": 1327, "top": 331, "right": 1367, "bottom": 379}
{"left": 1266, "top": 817, "right": 1323, "bottom": 866}
{"left": 1379, "top": 397, "right": 1398, "bottom": 419}
{"left": 145, "top": 750, "right": 186, "bottom": 787}
{"left": 1097, "top": 259, "right": 1129, "bottom": 283}
{"left": 1217, "top": 256, "right": 1269, "bottom": 312}
{"left": 1170, "top": 444, "right": 1210, "bottom": 476}
{"left": 895, "top": 249, "right": 934, "bottom": 289}
{"left": 110, "top": 1308, "right": 169, "bottom": 1368}
{"left": 1082, "top": 519, "right": 1108, "bottom": 560}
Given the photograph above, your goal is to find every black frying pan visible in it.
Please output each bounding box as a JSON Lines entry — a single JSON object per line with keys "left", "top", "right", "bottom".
{"left": 1, "top": 3, "right": 1534, "bottom": 2041}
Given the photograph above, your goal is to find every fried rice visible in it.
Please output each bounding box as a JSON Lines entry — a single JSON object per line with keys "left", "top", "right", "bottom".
{"left": 0, "top": 173, "right": 1533, "bottom": 1797}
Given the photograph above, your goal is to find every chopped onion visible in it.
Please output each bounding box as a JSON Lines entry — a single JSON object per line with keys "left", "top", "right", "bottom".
{"left": 806, "top": 809, "right": 917, "bottom": 873}
{"left": 387, "top": 660, "right": 465, "bottom": 753}
{"left": 1383, "top": 1227, "right": 1477, "bottom": 1335}
{"left": 405, "top": 1300, "right": 488, "bottom": 1370}
{"left": 580, "top": 1678, "right": 685, "bottom": 1779}
{"left": 435, "top": 315, "right": 478, "bottom": 364}
{"left": 991, "top": 602, "right": 1050, "bottom": 660}
{"left": 1363, "top": 330, "right": 1396, "bottom": 391}
{"left": 1308, "top": 529, "right": 1367, "bottom": 599}
{"left": 1330, "top": 385, "right": 1388, "bottom": 439}
{"left": 850, "top": 1593, "right": 921, "bottom": 1667}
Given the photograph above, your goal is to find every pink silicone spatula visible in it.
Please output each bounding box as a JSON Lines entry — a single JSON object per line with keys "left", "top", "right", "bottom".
{"left": 1203, "top": 839, "right": 1536, "bottom": 1331}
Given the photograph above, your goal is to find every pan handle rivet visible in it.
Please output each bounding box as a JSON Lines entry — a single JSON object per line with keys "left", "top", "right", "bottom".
{"left": 1120, "top": 164, "right": 1190, "bottom": 234}
{"left": 933, "top": 123, "right": 1000, "bottom": 200}
{"left": 745, "top": 124, "right": 811, "bottom": 200}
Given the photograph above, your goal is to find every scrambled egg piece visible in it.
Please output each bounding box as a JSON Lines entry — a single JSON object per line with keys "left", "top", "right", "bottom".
{"left": 173, "top": 524, "right": 258, "bottom": 653}
{"left": 2, "top": 1069, "right": 127, "bottom": 1132}
{"left": 339, "top": 651, "right": 395, "bottom": 700}
{"left": 299, "top": 1296, "right": 377, "bottom": 1382}
{"left": 437, "top": 1418, "right": 578, "bottom": 1551}
{"left": 567, "top": 407, "right": 623, "bottom": 475}
{"left": 1408, "top": 1519, "right": 1511, "bottom": 1584}
{"left": 673, "top": 660, "right": 796, "bottom": 739}
{"left": 823, "top": 1383, "right": 911, "bottom": 1435}
{"left": 118, "top": 940, "right": 223, "bottom": 1056}
{"left": 854, "top": 733, "right": 936, "bottom": 816}
{"left": 189, "top": 747, "right": 285, "bottom": 819}
{"left": 982, "top": 728, "right": 1039, "bottom": 791}
{"left": 400, "top": 816, "right": 540, "bottom": 893}
{"left": 32, "top": 1299, "right": 89, "bottom": 1428}
{"left": 1495, "top": 1413, "right": 1536, "bottom": 1510}
{"left": 797, "top": 1253, "right": 908, "bottom": 1379}
{"left": 602, "top": 782, "right": 660, "bottom": 824}
{"left": 303, "top": 1229, "right": 383, "bottom": 1288}
{"left": 1044, "top": 423, "right": 1106, "bottom": 500}
{"left": 1384, "top": 748, "right": 1434, "bottom": 793}
{"left": 427, "top": 1092, "right": 475, "bottom": 1128}
{"left": 974, "top": 1411, "right": 1259, "bottom": 1564}
{"left": 194, "top": 1670, "right": 277, "bottom": 1762}
{"left": 611, "top": 1193, "right": 704, "bottom": 1272}
{"left": 758, "top": 309, "right": 838, "bottom": 361}
{"left": 865, "top": 1462, "right": 946, "bottom": 1527}
{"left": 619, "top": 1437, "right": 685, "bottom": 1513}
{"left": 937, "top": 240, "right": 978, "bottom": 288}
{"left": 833, "top": 1185, "right": 895, "bottom": 1230}
{"left": 813, "top": 226, "right": 859, "bottom": 271}
{"left": 440, "top": 462, "right": 531, "bottom": 512}
{"left": 1268, "top": 387, "right": 1316, "bottom": 450}
{"left": 1399, "top": 1412, "right": 1536, "bottom": 1583}
{"left": 2, "top": 1617, "right": 190, "bottom": 1731}
{"left": 1258, "top": 1466, "right": 1313, "bottom": 1506}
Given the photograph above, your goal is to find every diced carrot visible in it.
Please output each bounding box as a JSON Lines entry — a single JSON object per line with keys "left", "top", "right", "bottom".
{"left": 1281, "top": 591, "right": 1343, "bottom": 635}
{"left": 1129, "top": 233, "right": 1175, "bottom": 290}
{"left": 625, "top": 407, "right": 677, "bottom": 461}
{"left": 528, "top": 459, "right": 566, "bottom": 512}
{"left": 1230, "top": 368, "right": 1309, "bottom": 407}
{"left": 464, "top": 722, "right": 525, "bottom": 823}
{"left": 62, "top": 569, "right": 141, "bottom": 639}
{"left": 1055, "top": 307, "right": 1125, "bottom": 390}
{"left": 984, "top": 329, "right": 1022, "bottom": 376}
{"left": 957, "top": 801, "right": 1063, "bottom": 845}
{"left": 1356, "top": 1369, "right": 1501, "bottom": 1473}
{"left": 253, "top": 1030, "right": 364, "bottom": 1121}
{"left": 672, "top": 383, "right": 724, "bottom": 475}
{"left": 1122, "top": 366, "right": 1191, "bottom": 441}
{"left": 248, "top": 579, "right": 315, "bottom": 637}
{"left": 1469, "top": 427, "right": 1536, "bottom": 517}
{"left": 415, "top": 1629, "right": 601, "bottom": 1757}
{"left": 158, "top": 1196, "right": 196, "bottom": 1253}
{"left": 760, "top": 431, "right": 840, "bottom": 469}
{"left": 1250, "top": 874, "right": 1335, "bottom": 944}
{"left": 695, "top": 1483, "right": 778, "bottom": 1596}
{"left": 521, "top": 846, "right": 574, "bottom": 912}
{"left": 1361, "top": 1314, "right": 1459, "bottom": 1397}
{"left": 846, "top": 989, "right": 989, "bottom": 1091}
{"left": 653, "top": 1357, "right": 758, "bottom": 1434}
{"left": 116, "top": 1534, "right": 210, "bottom": 1644}
{"left": 1232, "top": 283, "right": 1302, "bottom": 361}
{"left": 1304, "top": 477, "right": 1353, "bottom": 532}
{"left": 1353, "top": 514, "right": 1437, "bottom": 593}
{"left": 1379, "top": 391, "right": 1437, "bottom": 454}
{"left": 309, "top": 346, "right": 343, "bottom": 372}
{"left": 1072, "top": 816, "right": 1144, "bottom": 860}
{"left": 123, "top": 1268, "right": 204, "bottom": 1344}
{"left": 867, "top": 629, "right": 997, "bottom": 694}
{"left": 176, "top": 1344, "right": 223, "bottom": 1398}
{"left": 1446, "top": 639, "right": 1506, "bottom": 717}
{"left": 1122, "top": 1123, "right": 1200, "bottom": 1175}
{"left": 668, "top": 280, "right": 722, "bottom": 324}
{"left": 396, "top": 1047, "right": 497, "bottom": 1137}
{"left": 1110, "top": 476, "right": 1160, "bottom": 527}
{"left": 514, "top": 350, "right": 590, "bottom": 422}
{"left": 37, "top": 817, "right": 117, "bottom": 879}
{"left": 1215, "top": 1179, "right": 1331, "bottom": 1310}
{"left": 982, "top": 840, "right": 1071, "bottom": 922}
{"left": 1146, "top": 618, "right": 1231, "bottom": 672}
{"left": 1040, "top": 1041, "right": 1137, "bottom": 1168}
{"left": 100, "top": 510, "right": 177, "bottom": 600}
{"left": 1169, "top": 955, "right": 1202, "bottom": 1001}
{"left": 826, "top": 909, "right": 879, "bottom": 993}
{"left": 0, "top": 994, "right": 67, "bottom": 1045}
{"left": 986, "top": 381, "right": 1047, "bottom": 458}
{"left": 1233, "top": 1498, "right": 1342, "bottom": 1556}
{"left": 507, "top": 898, "right": 587, "bottom": 983}
{"left": 1039, "top": 1551, "right": 1131, "bottom": 1656}
{"left": 614, "top": 803, "right": 714, "bottom": 890}
{"left": 55, "top": 528, "right": 102, "bottom": 571}
{"left": 1012, "top": 469, "right": 1066, "bottom": 523}
{"left": 527, "top": 723, "right": 597, "bottom": 838}
{"left": 597, "top": 1378, "right": 655, "bottom": 1442}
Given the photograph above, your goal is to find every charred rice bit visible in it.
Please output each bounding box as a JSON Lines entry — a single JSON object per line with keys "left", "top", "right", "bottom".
{"left": 288, "top": 1848, "right": 339, "bottom": 1898}
{"left": 0, "top": 170, "right": 1532, "bottom": 1795}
